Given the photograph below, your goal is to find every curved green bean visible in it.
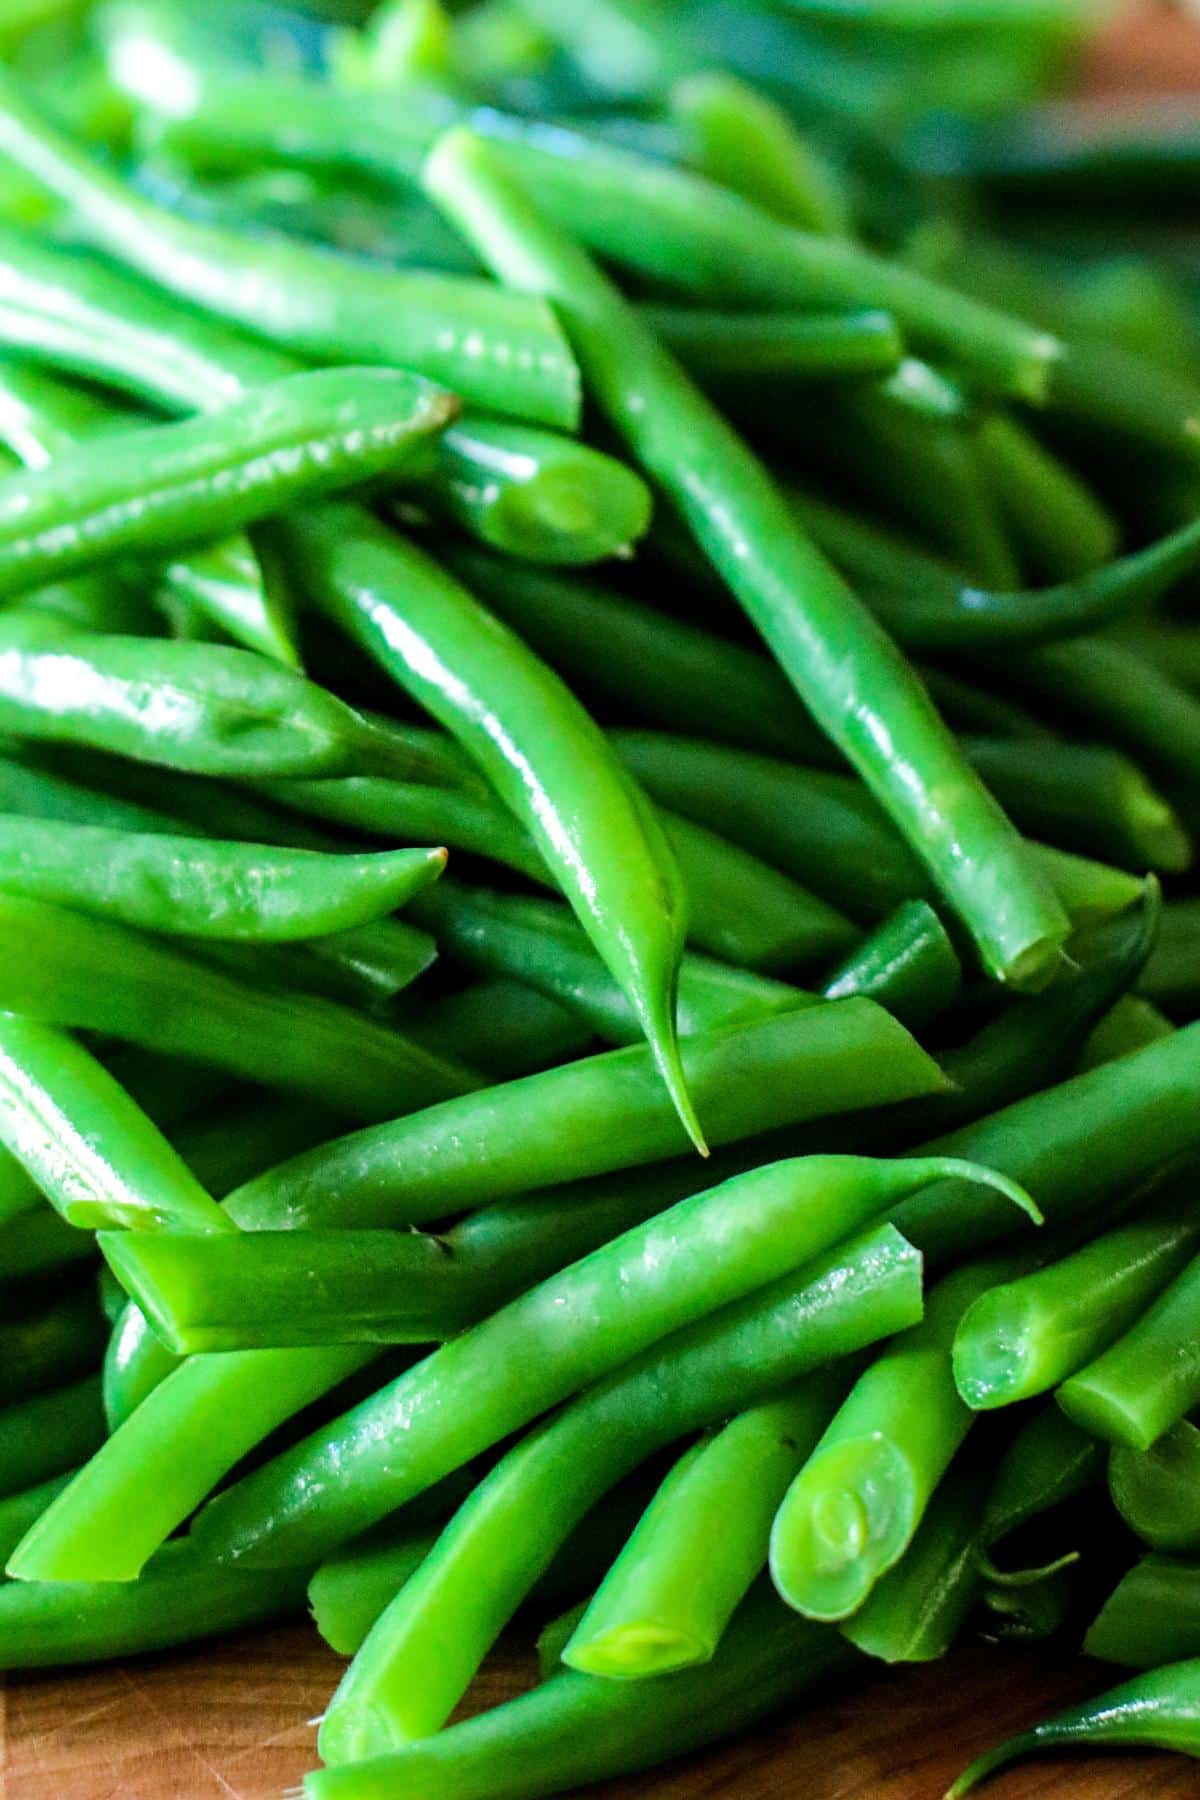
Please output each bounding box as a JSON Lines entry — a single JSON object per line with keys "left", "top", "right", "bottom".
{"left": 953, "top": 1183, "right": 1200, "bottom": 1409}
{"left": 313, "top": 1225, "right": 917, "bottom": 1760}
{"left": 1059, "top": 1247, "right": 1200, "bottom": 1450}
{"left": 426, "top": 128, "right": 1069, "bottom": 988}
{"left": 562, "top": 1372, "right": 844, "bottom": 1677}
{"left": 0, "top": 894, "right": 477, "bottom": 1123}
{"left": 221, "top": 1001, "right": 946, "bottom": 1231}
{"left": 1110, "top": 1419, "right": 1200, "bottom": 1554}
{"left": 0, "top": 818, "right": 445, "bottom": 940}
{"left": 0, "top": 74, "right": 581, "bottom": 428}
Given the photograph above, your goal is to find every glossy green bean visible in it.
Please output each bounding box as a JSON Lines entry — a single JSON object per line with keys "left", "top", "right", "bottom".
{"left": 426, "top": 129, "right": 1069, "bottom": 988}
{"left": 821, "top": 900, "right": 960, "bottom": 1029}
{"left": 840, "top": 1456, "right": 987, "bottom": 1663}
{"left": 0, "top": 365, "right": 454, "bottom": 601}
{"left": 0, "top": 818, "right": 445, "bottom": 941}
{"left": 0, "top": 1468, "right": 73, "bottom": 1567}
{"left": 1058, "top": 1246, "right": 1200, "bottom": 1451}
{"left": 947, "top": 1661, "right": 1200, "bottom": 1794}
{"left": 1086, "top": 1554, "right": 1200, "bottom": 1669}
{"left": 0, "top": 1373, "right": 103, "bottom": 1498}
{"left": 1109, "top": 1419, "right": 1200, "bottom": 1554}
{"left": 274, "top": 505, "right": 702, "bottom": 1145}
{"left": 640, "top": 305, "right": 901, "bottom": 382}
{"left": 0, "top": 75, "right": 581, "bottom": 428}
{"left": 0, "top": 1286, "right": 106, "bottom": 1407}
{"left": 153, "top": 532, "right": 301, "bottom": 668}
{"left": 313, "top": 1224, "right": 918, "bottom": 1759}
{"left": 953, "top": 1183, "right": 1200, "bottom": 1409}
{"left": 0, "top": 894, "right": 476, "bottom": 1122}
{"left": 0, "top": 1014, "right": 230, "bottom": 1233}
{"left": 221, "top": 1001, "right": 946, "bottom": 1231}
{"left": 420, "top": 416, "right": 652, "bottom": 564}
{"left": 614, "top": 731, "right": 1143, "bottom": 929}
{"left": 562, "top": 1372, "right": 843, "bottom": 1677}
{"left": 769, "top": 1257, "right": 1025, "bottom": 1622}
{"left": 411, "top": 879, "right": 811, "bottom": 1044}
{"left": 0, "top": 1539, "right": 309, "bottom": 1667}
{"left": 302, "top": 1582, "right": 857, "bottom": 1800}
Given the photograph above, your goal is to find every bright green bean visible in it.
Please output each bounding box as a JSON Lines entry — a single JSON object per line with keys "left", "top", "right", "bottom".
{"left": 314, "top": 1224, "right": 918, "bottom": 1759}
{"left": 669, "top": 69, "right": 850, "bottom": 233}
{"left": 1059, "top": 1247, "right": 1200, "bottom": 1450}
{"left": 425, "top": 128, "right": 1069, "bottom": 987}
{"left": 1110, "top": 1419, "right": 1200, "bottom": 1554}
{"left": 0, "top": 1468, "right": 73, "bottom": 1566}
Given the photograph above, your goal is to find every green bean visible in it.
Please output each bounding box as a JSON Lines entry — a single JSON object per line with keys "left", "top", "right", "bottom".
{"left": 1080, "top": 996, "right": 1175, "bottom": 1071}
{"left": 821, "top": 900, "right": 961, "bottom": 1029}
{"left": 953, "top": 1183, "right": 1200, "bottom": 1409}
{"left": 275, "top": 506, "right": 703, "bottom": 1147}
{"left": 562, "top": 1372, "right": 844, "bottom": 1677}
{"left": 840, "top": 1455, "right": 987, "bottom": 1663}
{"left": 0, "top": 75, "right": 581, "bottom": 428}
{"left": 894, "top": 1021, "right": 1200, "bottom": 1267}
{"left": 669, "top": 69, "right": 850, "bottom": 232}
{"left": 0, "top": 1539, "right": 309, "bottom": 1666}
{"left": 770, "top": 1256, "right": 1026, "bottom": 1623}
{"left": 977, "top": 1405, "right": 1105, "bottom": 1574}
{"left": 614, "top": 731, "right": 1143, "bottom": 928}
{"left": 0, "top": 1468, "right": 73, "bottom": 1567}
{"left": 0, "top": 364, "right": 454, "bottom": 601}
{"left": 420, "top": 415, "right": 652, "bottom": 564}
{"left": 1110, "top": 1419, "right": 1200, "bottom": 1554}
{"left": 0, "top": 614, "right": 439, "bottom": 782}
{"left": 0, "top": 895, "right": 476, "bottom": 1122}
{"left": 408, "top": 978, "right": 594, "bottom": 1078}
{"left": 1086, "top": 1554, "right": 1200, "bottom": 1669}
{"left": 0, "top": 1373, "right": 103, "bottom": 1498}
{"left": 153, "top": 532, "right": 301, "bottom": 668}
{"left": 1139, "top": 901, "right": 1200, "bottom": 1017}
{"left": 0, "top": 817, "right": 446, "bottom": 941}
{"left": 0, "top": 1014, "right": 231, "bottom": 1233}
{"left": 1058, "top": 1246, "right": 1200, "bottom": 1451}
{"left": 302, "top": 1582, "right": 857, "bottom": 1800}
{"left": 222, "top": 1002, "right": 946, "bottom": 1231}
{"left": 313, "top": 1223, "right": 918, "bottom": 1758}
{"left": 424, "top": 129, "right": 1069, "bottom": 988}
{"left": 0, "top": 1206, "right": 94, "bottom": 1284}
{"left": 974, "top": 412, "right": 1117, "bottom": 582}
{"left": 947, "top": 1660, "right": 1200, "bottom": 1794}
{"left": 640, "top": 305, "right": 902, "bottom": 383}
{"left": 0, "top": 1285, "right": 106, "bottom": 1406}
{"left": 8, "top": 1343, "right": 378, "bottom": 1582}
{"left": 125, "top": 59, "right": 1058, "bottom": 397}
{"left": 411, "top": 878, "right": 812, "bottom": 1044}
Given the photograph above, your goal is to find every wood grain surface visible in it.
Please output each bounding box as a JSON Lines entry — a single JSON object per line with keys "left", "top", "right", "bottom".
{"left": 4, "top": 1622, "right": 1199, "bottom": 1799}
{"left": 6, "top": 3, "right": 1200, "bottom": 1797}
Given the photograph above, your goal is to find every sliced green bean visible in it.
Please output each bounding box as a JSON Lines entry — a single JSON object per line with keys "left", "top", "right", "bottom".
{"left": 1110, "top": 1419, "right": 1200, "bottom": 1554}
{"left": 1087, "top": 1554, "right": 1200, "bottom": 1669}
{"left": 0, "top": 1373, "right": 104, "bottom": 1498}
{"left": 275, "top": 505, "right": 703, "bottom": 1146}
{"left": 420, "top": 416, "right": 652, "bottom": 564}
{"left": 303, "top": 1582, "right": 857, "bottom": 1800}
{"left": 840, "top": 1455, "right": 987, "bottom": 1663}
{"left": 222, "top": 1001, "right": 946, "bottom": 1231}
{"left": 770, "top": 1256, "right": 1026, "bottom": 1622}
{"left": 0, "top": 894, "right": 476, "bottom": 1122}
{"left": 0, "top": 1014, "right": 231, "bottom": 1233}
{"left": 0, "top": 1538, "right": 309, "bottom": 1666}
{"left": 1059, "top": 1246, "right": 1200, "bottom": 1451}
{"left": 563, "top": 1372, "right": 844, "bottom": 1677}
{"left": 0, "top": 74, "right": 581, "bottom": 427}
{"left": 0, "top": 818, "right": 445, "bottom": 941}
{"left": 0, "top": 1286, "right": 106, "bottom": 1407}
{"left": 0, "top": 364, "right": 453, "bottom": 601}
{"left": 426, "top": 129, "right": 1068, "bottom": 987}
{"left": 947, "top": 1661, "right": 1200, "bottom": 1794}
{"left": 953, "top": 1183, "right": 1200, "bottom": 1409}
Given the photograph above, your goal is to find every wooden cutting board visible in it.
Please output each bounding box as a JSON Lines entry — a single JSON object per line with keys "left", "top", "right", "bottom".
{"left": 4, "top": 1621, "right": 1199, "bottom": 1799}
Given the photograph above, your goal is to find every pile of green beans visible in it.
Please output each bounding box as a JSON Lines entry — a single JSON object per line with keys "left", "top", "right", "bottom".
{"left": 1, "top": 4, "right": 1200, "bottom": 1797}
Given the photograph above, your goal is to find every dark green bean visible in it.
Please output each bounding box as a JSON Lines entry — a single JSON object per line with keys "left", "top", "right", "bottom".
{"left": 0, "top": 1286, "right": 106, "bottom": 1407}
{"left": 0, "top": 1206, "right": 95, "bottom": 1285}
{"left": 407, "top": 978, "right": 594, "bottom": 1078}
{"left": 821, "top": 900, "right": 960, "bottom": 1029}
{"left": 426, "top": 129, "right": 1069, "bottom": 987}
{"left": 977, "top": 1405, "right": 1105, "bottom": 1575}
{"left": 1110, "top": 1419, "right": 1200, "bottom": 1554}
{"left": 1086, "top": 1554, "right": 1200, "bottom": 1669}
{"left": 947, "top": 1661, "right": 1200, "bottom": 1794}
{"left": 0, "top": 894, "right": 477, "bottom": 1122}
{"left": 642, "top": 305, "right": 903, "bottom": 382}
{"left": 974, "top": 411, "right": 1117, "bottom": 581}
{"left": 0, "top": 1373, "right": 104, "bottom": 1498}
{"left": 1139, "top": 901, "right": 1200, "bottom": 1017}
{"left": 1058, "top": 1246, "right": 1200, "bottom": 1451}
{"left": 0, "top": 74, "right": 581, "bottom": 427}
